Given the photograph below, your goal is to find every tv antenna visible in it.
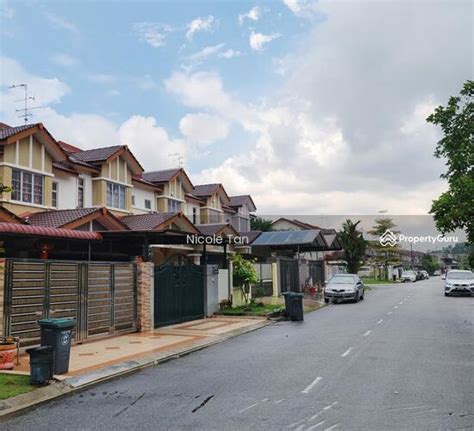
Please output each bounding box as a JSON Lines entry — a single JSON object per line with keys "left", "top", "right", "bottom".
{"left": 168, "top": 152, "right": 184, "bottom": 168}
{"left": 9, "top": 83, "right": 45, "bottom": 124}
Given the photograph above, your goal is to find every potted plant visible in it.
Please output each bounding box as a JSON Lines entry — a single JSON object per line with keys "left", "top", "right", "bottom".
{"left": 0, "top": 337, "right": 18, "bottom": 370}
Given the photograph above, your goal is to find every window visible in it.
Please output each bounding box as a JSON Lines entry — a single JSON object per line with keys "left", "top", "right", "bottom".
{"left": 131, "top": 195, "right": 136, "bottom": 206}
{"left": 11, "top": 169, "right": 44, "bottom": 205}
{"left": 192, "top": 207, "right": 197, "bottom": 224}
{"left": 52, "top": 182, "right": 59, "bottom": 208}
{"left": 77, "top": 178, "right": 84, "bottom": 208}
{"left": 168, "top": 199, "right": 181, "bottom": 212}
{"left": 106, "top": 182, "right": 126, "bottom": 209}
{"left": 144, "top": 199, "right": 152, "bottom": 210}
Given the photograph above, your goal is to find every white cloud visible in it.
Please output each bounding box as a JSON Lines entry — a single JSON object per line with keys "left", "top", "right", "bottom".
{"left": 238, "top": 6, "right": 260, "bottom": 25}
{"left": 51, "top": 53, "right": 80, "bottom": 68}
{"left": 119, "top": 116, "right": 188, "bottom": 170}
{"left": 249, "top": 31, "right": 281, "bottom": 51}
{"left": 219, "top": 49, "right": 241, "bottom": 59}
{"left": 132, "top": 22, "right": 173, "bottom": 48}
{"left": 188, "top": 44, "right": 226, "bottom": 63}
{"left": 282, "top": 0, "right": 317, "bottom": 18}
{"left": 179, "top": 113, "right": 229, "bottom": 145}
{"left": 186, "top": 15, "right": 215, "bottom": 40}
{"left": 1, "top": 3, "right": 14, "bottom": 19}
{"left": 44, "top": 12, "right": 79, "bottom": 35}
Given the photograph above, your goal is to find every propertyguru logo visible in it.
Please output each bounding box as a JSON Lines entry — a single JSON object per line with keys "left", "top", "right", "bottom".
{"left": 379, "top": 229, "right": 459, "bottom": 247}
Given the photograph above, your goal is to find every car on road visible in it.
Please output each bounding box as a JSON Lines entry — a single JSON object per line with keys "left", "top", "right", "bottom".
{"left": 444, "top": 270, "right": 474, "bottom": 297}
{"left": 324, "top": 274, "right": 364, "bottom": 304}
{"left": 400, "top": 270, "right": 417, "bottom": 282}
{"left": 420, "top": 270, "right": 429, "bottom": 279}
{"left": 433, "top": 270, "right": 441, "bottom": 276}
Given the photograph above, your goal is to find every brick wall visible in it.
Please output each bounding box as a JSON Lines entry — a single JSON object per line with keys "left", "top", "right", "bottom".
{"left": 0, "top": 259, "right": 5, "bottom": 337}
{"left": 136, "top": 261, "right": 154, "bottom": 332}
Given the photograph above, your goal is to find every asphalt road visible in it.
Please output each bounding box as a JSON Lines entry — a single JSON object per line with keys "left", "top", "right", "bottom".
{"left": 4, "top": 277, "right": 473, "bottom": 431}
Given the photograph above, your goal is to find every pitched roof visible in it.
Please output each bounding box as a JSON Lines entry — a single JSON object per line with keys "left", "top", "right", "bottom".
{"left": 0, "top": 222, "right": 101, "bottom": 241}
{"left": 72, "top": 145, "right": 123, "bottom": 163}
{"left": 0, "top": 123, "right": 38, "bottom": 140}
{"left": 25, "top": 208, "right": 100, "bottom": 228}
{"left": 199, "top": 223, "right": 239, "bottom": 237}
{"left": 192, "top": 184, "right": 221, "bottom": 197}
{"left": 239, "top": 230, "right": 262, "bottom": 245}
{"left": 142, "top": 168, "right": 181, "bottom": 184}
{"left": 120, "top": 212, "right": 176, "bottom": 231}
{"left": 25, "top": 207, "right": 129, "bottom": 231}
{"left": 272, "top": 218, "right": 321, "bottom": 230}
{"left": 58, "top": 140, "right": 82, "bottom": 153}
{"left": 0, "top": 206, "right": 26, "bottom": 224}
{"left": 52, "top": 161, "right": 78, "bottom": 174}
{"left": 229, "top": 195, "right": 257, "bottom": 212}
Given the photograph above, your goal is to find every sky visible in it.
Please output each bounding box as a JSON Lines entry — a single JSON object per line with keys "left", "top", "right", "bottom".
{"left": 0, "top": 0, "right": 472, "bottom": 215}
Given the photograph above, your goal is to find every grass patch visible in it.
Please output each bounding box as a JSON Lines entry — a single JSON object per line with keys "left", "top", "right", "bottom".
{"left": 361, "top": 277, "right": 396, "bottom": 285}
{"left": 219, "top": 302, "right": 284, "bottom": 316}
{"left": 0, "top": 374, "right": 35, "bottom": 400}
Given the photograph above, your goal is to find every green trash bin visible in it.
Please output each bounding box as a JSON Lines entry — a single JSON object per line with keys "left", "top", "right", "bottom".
{"left": 38, "top": 318, "right": 76, "bottom": 375}
{"left": 26, "top": 346, "right": 54, "bottom": 385}
{"left": 282, "top": 292, "right": 304, "bottom": 321}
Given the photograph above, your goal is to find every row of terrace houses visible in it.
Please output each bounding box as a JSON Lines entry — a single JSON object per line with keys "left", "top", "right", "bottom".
{"left": 0, "top": 122, "right": 256, "bottom": 237}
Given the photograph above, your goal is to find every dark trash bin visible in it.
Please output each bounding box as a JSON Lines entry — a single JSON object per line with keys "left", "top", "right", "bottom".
{"left": 38, "top": 317, "right": 76, "bottom": 375}
{"left": 26, "top": 346, "right": 54, "bottom": 385}
{"left": 282, "top": 292, "right": 304, "bottom": 321}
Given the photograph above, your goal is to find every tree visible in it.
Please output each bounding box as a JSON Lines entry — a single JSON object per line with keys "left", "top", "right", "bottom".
{"left": 231, "top": 254, "right": 259, "bottom": 304}
{"left": 421, "top": 254, "right": 440, "bottom": 275}
{"left": 337, "top": 220, "right": 367, "bottom": 274}
{"left": 368, "top": 218, "right": 401, "bottom": 278}
{"left": 250, "top": 217, "right": 273, "bottom": 231}
{"left": 427, "top": 80, "right": 474, "bottom": 264}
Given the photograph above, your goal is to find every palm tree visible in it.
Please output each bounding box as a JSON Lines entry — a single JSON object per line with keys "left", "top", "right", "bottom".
{"left": 337, "top": 219, "right": 367, "bottom": 274}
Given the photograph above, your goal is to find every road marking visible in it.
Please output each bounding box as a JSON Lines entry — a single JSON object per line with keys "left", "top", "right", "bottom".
{"left": 289, "top": 418, "right": 307, "bottom": 428}
{"left": 307, "top": 421, "right": 326, "bottom": 430}
{"left": 261, "top": 398, "right": 269, "bottom": 402}
{"left": 363, "top": 330, "right": 372, "bottom": 337}
{"left": 341, "top": 347, "right": 353, "bottom": 357}
{"left": 324, "top": 424, "right": 340, "bottom": 431}
{"left": 302, "top": 376, "right": 323, "bottom": 394}
{"left": 377, "top": 319, "right": 384, "bottom": 324}
{"left": 387, "top": 311, "right": 392, "bottom": 315}
{"left": 239, "top": 402, "right": 259, "bottom": 413}
{"left": 394, "top": 306, "right": 398, "bottom": 309}
{"left": 274, "top": 399, "right": 284, "bottom": 404}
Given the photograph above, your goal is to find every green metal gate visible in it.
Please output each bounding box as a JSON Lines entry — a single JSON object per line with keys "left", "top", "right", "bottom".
{"left": 154, "top": 255, "right": 204, "bottom": 328}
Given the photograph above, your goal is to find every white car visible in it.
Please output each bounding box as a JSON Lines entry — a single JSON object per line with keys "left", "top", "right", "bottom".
{"left": 444, "top": 270, "right": 474, "bottom": 297}
{"left": 400, "top": 270, "right": 417, "bottom": 282}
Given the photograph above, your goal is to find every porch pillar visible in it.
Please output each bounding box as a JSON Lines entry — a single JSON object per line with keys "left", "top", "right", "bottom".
{"left": 0, "top": 259, "right": 5, "bottom": 337}
{"left": 272, "top": 262, "right": 279, "bottom": 297}
{"left": 136, "top": 261, "right": 154, "bottom": 332}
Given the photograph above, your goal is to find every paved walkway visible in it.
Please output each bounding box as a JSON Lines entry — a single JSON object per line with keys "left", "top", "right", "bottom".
{"left": 11, "top": 317, "right": 265, "bottom": 379}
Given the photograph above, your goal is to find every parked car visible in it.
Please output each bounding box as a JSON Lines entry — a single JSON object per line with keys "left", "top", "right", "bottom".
{"left": 420, "top": 270, "right": 429, "bottom": 280}
{"left": 324, "top": 274, "right": 364, "bottom": 304}
{"left": 433, "top": 270, "right": 441, "bottom": 276}
{"left": 400, "top": 270, "right": 417, "bottom": 282}
{"left": 444, "top": 270, "right": 474, "bottom": 297}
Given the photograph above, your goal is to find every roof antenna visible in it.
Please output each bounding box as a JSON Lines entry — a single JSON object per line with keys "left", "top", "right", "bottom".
{"left": 168, "top": 152, "right": 184, "bottom": 168}
{"left": 9, "top": 83, "right": 45, "bottom": 124}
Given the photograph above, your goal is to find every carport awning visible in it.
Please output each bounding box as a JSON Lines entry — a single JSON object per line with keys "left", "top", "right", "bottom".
{"left": 252, "top": 229, "right": 327, "bottom": 249}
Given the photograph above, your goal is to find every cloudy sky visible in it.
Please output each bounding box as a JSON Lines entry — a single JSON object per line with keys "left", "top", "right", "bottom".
{"left": 0, "top": 0, "right": 472, "bottom": 215}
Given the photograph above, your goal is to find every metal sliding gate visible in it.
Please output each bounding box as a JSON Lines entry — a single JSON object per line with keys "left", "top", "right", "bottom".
{"left": 308, "top": 260, "right": 325, "bottom": 285}
{"left": 3, "top": 259, "right": 137, "bottom": 346}
{"left": 279, "top": 259, "right": 299, "bottom": 293}
{"left": 154, "top": 255, "right": 204, "bottom": 328}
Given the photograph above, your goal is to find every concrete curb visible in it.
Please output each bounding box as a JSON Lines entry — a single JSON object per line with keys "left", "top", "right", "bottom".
{"left": 0, "top": 319, "right": 272, "bottom": 419}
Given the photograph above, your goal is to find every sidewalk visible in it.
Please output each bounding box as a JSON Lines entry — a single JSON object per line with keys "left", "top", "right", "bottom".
{"left": 0, "top": 316, "right": 271, "bottom": 418}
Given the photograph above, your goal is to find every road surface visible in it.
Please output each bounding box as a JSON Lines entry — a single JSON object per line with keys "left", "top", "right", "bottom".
{"left": 4, "top": 277, "right": 473, "bottom": 430}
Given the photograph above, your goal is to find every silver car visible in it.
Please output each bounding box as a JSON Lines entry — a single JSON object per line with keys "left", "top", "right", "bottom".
{"left": 444, "top": 270, "right": 474, "bottom": 297}
{"left": 324, "top": 274, "right": 365, "bottom": 304}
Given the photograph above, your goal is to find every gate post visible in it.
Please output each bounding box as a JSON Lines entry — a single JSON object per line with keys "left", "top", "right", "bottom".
{"left": 136, "top": 261, "right": 153, "bottom": 332}
{"left": 0, "top": 259, "right": 5, "bottom": 337}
